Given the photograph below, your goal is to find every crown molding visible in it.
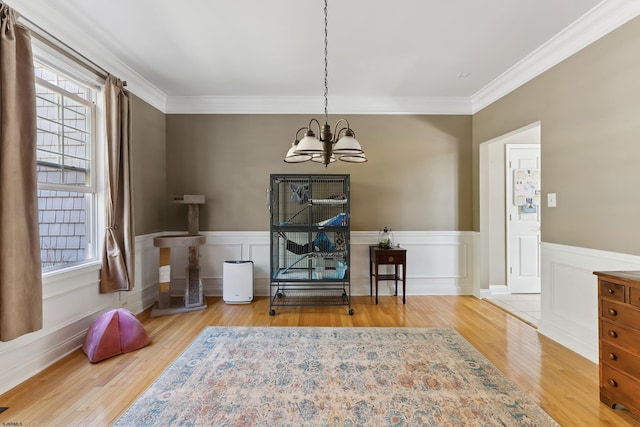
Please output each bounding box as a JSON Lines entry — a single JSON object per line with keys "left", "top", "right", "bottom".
{"left": 6, "top": 0, "right": 167, "bottom": 112}
{"left": 7, "top": 0, "right": 638, "bottom": 116}
{"left": 165, "top": 95, "right": 472, "bottom": 115}
{"left": 471, "top": 0, "right": 640, "bottom": 113}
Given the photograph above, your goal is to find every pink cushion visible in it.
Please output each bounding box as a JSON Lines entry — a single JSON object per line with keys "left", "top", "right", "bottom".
{"left": 82, "top": 308, "right": 150, "bottom": 363}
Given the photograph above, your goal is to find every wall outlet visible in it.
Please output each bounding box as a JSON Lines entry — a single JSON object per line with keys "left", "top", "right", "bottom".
{"left": 547, "top": 193, "right": 557, "bottom": 208}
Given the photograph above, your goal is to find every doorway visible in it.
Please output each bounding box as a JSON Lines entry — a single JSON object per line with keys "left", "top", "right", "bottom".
{"left": 478, "top": 123, "right": 541, "bottom": 325}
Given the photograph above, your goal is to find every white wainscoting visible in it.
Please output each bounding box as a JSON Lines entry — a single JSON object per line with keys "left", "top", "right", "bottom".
{"left": 0, "top": 262, "right": 119, "bottom": 395}
{"left": 138, "top": 231, "right": 479, "bottom": 299}
{"left": 539, "top": 242, "right": 640, "bottom": 363}
{"left": 119, "top": 233, "right": 169, "bottom": 313}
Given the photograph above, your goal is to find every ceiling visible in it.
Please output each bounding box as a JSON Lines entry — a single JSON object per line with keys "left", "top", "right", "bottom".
{"left": 7, "top": 0, "right": 638, "bottom": 113}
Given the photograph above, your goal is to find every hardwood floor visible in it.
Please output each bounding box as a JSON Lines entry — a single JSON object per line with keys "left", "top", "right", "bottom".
{"left": 1, "top": 295, "right": 639, "bottom": 426}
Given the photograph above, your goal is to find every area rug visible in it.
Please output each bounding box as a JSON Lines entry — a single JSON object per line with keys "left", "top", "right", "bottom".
{"left": 115, "top": 327, "right": 558, "bottom": 426}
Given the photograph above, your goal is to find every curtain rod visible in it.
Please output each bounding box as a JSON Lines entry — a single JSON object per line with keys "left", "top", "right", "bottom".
{"left": 17, "top": 14, "right": 127, "bottom": 86}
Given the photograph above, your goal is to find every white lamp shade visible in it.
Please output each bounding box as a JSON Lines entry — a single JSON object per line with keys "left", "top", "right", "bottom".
{"left": 295, "top": 134, "right": 323, "bottom": 154}
{"left": 340, "top": 153, "right": 367, "bottom": 163}
{"left": 284, "top": 142, "right": 312, "bottom": 163}
{"left": 333, "top": 134, "right": 363, "bottom": 155}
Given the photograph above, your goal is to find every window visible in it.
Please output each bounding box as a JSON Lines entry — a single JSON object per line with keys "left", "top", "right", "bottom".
{"left": 35, "top": 61, "right": 99, "bottom": 270}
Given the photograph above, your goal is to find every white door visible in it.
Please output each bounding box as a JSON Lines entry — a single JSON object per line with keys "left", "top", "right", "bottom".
{"left": 506, "top": 145, "right": 541, "bottom": 293}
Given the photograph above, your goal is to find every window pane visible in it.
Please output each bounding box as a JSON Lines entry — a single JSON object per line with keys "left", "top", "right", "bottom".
{"left": 63, "top": 166, "right": 89, "bottom": 185}
{"left": 35, "top": 83, "right": 91, "bottom": 187}
{"left": 38, "top": 189, "right": 92, "bottom": 270}
{"left": 37, "top": 160, "right": 63, "bottom": 185}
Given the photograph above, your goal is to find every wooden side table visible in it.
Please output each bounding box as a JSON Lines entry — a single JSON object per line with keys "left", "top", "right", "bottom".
{"left": 369, "top": 245, "right": 407, "bottom": 304}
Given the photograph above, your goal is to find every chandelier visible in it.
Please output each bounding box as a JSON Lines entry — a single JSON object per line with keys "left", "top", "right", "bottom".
{"left": 284, "top": 0, "right": 367, "bottom": 166}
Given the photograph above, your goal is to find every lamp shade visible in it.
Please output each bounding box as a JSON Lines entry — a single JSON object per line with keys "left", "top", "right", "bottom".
{"left": 333, "top": 134, "right": 363, "bottom": 155}
{"left": 340, "top": 153, "right": 368, "bottom": 163}
{"left": 284, "top": 142, "right": 312, "bottom": 163}
{"left": 295, "top": 133, "right": 323, "bottom": 154}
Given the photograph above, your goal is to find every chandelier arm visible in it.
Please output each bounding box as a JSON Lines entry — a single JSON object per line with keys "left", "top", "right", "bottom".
{"left": 332, "top": 118, "right": 350, "bottom": 140}
{"left": 295, "top": 127, "right": 308, "bottom": 140}
{"left": 335, "top": 127, "right": 348, "bottom": 140}
{"left": 308, "top": 118, "right": 321, "bottom": 134}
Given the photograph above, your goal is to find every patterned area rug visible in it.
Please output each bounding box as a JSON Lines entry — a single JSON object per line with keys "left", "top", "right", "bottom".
{"left": 115, "top": 327, "right": 558, "bottom": 426}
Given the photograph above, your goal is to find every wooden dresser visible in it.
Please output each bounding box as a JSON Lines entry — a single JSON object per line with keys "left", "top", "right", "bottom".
{"left": 594, "top": 270, "right": 640, "bottom": 416}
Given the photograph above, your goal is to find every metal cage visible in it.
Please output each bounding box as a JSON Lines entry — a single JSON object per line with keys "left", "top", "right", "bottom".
{"left": 269, "top": 174, "right": 353, "bottom": 315}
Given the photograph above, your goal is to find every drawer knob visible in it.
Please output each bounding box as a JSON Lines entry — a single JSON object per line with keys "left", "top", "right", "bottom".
{"left": 608, "top": 308, "right": 618, "bottom": 316}
{"left": 388, "top": 256, "right": 394, "bottom": 262}
{"left": 609, "top": 353, "right": 617, "bottom": 361}
{"left": 608, "top": 288, "right": 615, "bottom": 294}
{"left": 608, "top": 330, "right": 618, "bottom": 338}
{"left": 608, "top": 379, "right": 618, "bottom": 387}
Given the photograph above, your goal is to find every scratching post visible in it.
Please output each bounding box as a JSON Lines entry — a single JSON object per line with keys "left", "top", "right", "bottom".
{"left": 151, "top": 195, "right": 207, "bottom": 317}
{"left": 158, "top": 247, "right": 171, "bottom": 309}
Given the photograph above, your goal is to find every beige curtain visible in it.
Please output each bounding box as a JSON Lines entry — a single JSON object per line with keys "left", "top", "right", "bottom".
{"left": 100, "top": 75, "right": 134, "bottom": 293}
{"left": 0, "top": 5, "right": 43, "bottom": 341}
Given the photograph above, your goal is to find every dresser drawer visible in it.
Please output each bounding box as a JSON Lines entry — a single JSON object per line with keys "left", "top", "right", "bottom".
{"left": 600, "top": 319, "right": 640, "bottom": 354}
{"left": 601, "top": 341, "right": 640, "bottom": 379}
{"left": 629, "top": 286, "right": 640, "bottom": 308}
{"left": 600, "top": 281, "right": 625, "bottom": 303}
{"left": 601, "top": 364, "right": 640, "bottom": 414}
{"left": 601, "top": 300, "right": 640, "bottom": 328}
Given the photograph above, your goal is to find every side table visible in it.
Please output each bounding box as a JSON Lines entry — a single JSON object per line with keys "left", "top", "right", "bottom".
{"left": 369, "top": 245, "right": 407, "bottom": 304}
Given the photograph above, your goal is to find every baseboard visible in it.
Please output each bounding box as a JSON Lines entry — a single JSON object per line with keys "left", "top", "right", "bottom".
{"left": 489, "top": 285, "right": 509, "bottom": 295}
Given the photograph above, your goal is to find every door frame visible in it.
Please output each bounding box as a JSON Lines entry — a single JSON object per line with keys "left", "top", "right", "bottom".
{"left": 477, "top": 122, "right": 541, "bottom": 297}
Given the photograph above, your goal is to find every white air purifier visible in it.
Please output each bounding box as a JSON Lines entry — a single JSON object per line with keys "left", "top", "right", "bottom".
{"left": 223, "top": 260, "right": 254, "bottom": 304}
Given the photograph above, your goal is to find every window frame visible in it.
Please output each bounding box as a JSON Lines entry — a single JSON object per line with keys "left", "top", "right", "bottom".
{"left": 32, "top": 42, "right": 106, "bottom": 276}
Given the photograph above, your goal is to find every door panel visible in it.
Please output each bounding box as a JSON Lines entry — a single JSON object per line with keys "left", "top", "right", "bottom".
{"left": 507, "top": 145, "right": 541, "bottom": 293}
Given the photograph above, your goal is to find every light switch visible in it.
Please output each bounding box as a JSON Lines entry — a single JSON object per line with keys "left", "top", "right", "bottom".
{"left": 547, "top": 193, "right": 557, "bottom": 208}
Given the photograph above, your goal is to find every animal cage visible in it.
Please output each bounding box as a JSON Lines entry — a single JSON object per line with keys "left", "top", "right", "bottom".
{"left": 269, "top": 174, "right": 353, "bottom": 315}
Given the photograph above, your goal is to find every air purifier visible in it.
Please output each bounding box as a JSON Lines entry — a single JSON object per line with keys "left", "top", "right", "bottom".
{"left": 223, "top": 260, "right": 254, "bottom": 304}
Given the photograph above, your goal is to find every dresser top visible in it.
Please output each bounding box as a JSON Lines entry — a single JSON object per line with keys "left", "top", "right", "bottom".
{"left": 594, "top": 270, "right": 640, "bottom": 282}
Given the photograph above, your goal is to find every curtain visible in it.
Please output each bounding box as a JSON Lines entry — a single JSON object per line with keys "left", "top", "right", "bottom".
{"left": 100, "top": 75, "right": 134, "bottom": 293}
{"left": 0, "top": 5, "right": 43, "bottom": 341}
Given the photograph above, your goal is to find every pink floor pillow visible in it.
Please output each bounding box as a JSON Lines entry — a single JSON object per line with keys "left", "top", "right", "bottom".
{"left": 83, "top": 308, "right": 150, "bottom": 363}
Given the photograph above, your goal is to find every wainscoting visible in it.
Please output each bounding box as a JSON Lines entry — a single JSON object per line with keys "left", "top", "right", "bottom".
{"left": 0, "top": 262, "right": 118, "bottom": 396}
{"left": 539, "top": 242, "right": 640, "bottom": 363}
{"left": 125, "top": 231, "right": 479, "bottom": 310}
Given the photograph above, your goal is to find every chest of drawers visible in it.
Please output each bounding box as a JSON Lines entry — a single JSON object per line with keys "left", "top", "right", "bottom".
{"left": 594, "top": 270, "right": 640, "bottom": 416}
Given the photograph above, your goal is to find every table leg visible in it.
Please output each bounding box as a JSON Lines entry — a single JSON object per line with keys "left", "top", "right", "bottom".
{"left": 394, "top": 264, "right": 398, "bottom": 296}
{"left": 402, "top": 262, "right": 406, "bottom": 304}
{"left": 369, "top": 258, "right": 373, "bottom": 296}
{"left": 375, "top": 265, "right": 379, "bottom": 305}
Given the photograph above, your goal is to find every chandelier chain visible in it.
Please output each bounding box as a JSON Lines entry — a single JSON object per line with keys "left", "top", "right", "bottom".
{"left": 323, "top": 0, "right": 329, "bottom": 124}
{"left": 284, "top": 0, "right": 366, "bottom": 165}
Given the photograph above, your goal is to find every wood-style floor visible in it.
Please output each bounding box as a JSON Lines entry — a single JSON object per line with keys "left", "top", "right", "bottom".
{"left": 1, "top": 295, "right": 639, "bottom": 426}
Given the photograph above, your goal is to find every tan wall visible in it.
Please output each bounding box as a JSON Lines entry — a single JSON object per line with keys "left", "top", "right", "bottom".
{"left": 473, "top": 16, "right": 640, "bottom": 255}
{"left": 130, "top": 94, "right": 167, "bottom": 235}
{"left": 165, "top": 114, "right": 472, "bottom": 232}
